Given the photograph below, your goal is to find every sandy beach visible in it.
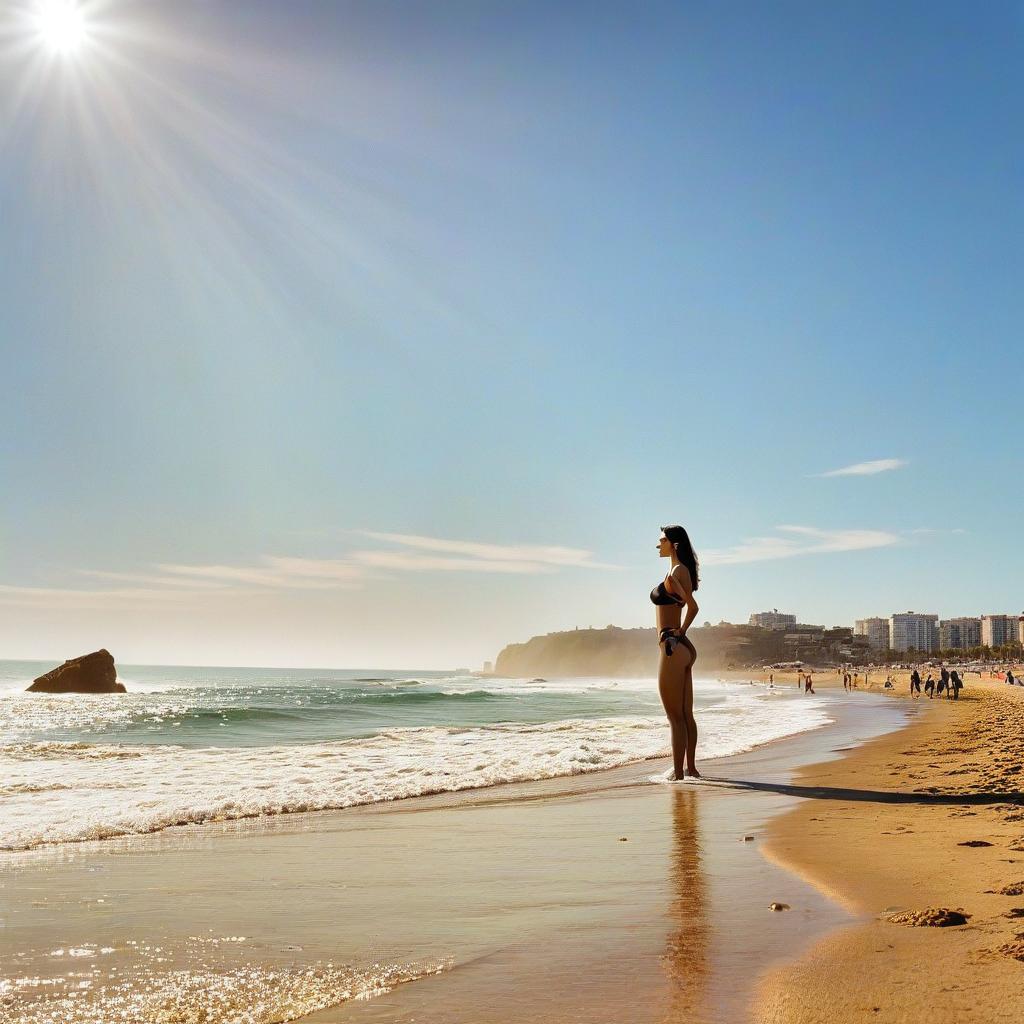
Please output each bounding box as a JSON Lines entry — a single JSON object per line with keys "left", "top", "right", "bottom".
{"left": 757, "top": 680, "right": 1024, "bottom": 1023}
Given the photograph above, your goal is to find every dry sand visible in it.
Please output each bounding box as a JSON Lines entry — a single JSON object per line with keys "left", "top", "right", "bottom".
{"left": 756, "top": 681, "right": 1024, "bottom": 1023}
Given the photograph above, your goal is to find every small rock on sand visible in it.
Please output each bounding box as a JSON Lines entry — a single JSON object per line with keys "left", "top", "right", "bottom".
{"left": 888, "top": 907, "right": 971, "bottom": 927}
{"left": 768, "top": 902, "right": 790, "bottom": 912}
{"left": 996, "top": 882, "right": 1024, "bottom": 896}
{"left": 997, "top": 941, "right": 1024, "bottom": 962}
{"left": 957, "top": 840, "right": 993, "bottom": 848}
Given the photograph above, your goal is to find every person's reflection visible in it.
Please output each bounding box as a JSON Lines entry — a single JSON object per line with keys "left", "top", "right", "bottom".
{"left": 662, "top": 787, "right": 709, "bottom": 1022}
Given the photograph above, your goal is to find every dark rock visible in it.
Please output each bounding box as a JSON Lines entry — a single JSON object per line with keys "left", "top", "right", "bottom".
{"left": 27, "top": 650, "right": 126, "bottom": 694}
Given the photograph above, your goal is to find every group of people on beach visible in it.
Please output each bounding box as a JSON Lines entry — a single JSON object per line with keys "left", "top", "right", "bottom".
{"left": 766, "top": 671, "right": 815, "bottom": 694}
{"left": 906, "top": 666, "right": 964, "bottom": 699}
{"left": 841, "top": 670, "right": 863, "bottom": 691}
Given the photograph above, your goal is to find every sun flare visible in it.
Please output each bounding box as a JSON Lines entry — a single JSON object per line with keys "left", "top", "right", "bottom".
{"left": 33, "top": 0, "right": 89, "bottom": 56}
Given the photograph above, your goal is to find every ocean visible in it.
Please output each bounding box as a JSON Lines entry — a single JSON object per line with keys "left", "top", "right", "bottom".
{"left": 0, "top": 660, "right": 832, "bottom": 851}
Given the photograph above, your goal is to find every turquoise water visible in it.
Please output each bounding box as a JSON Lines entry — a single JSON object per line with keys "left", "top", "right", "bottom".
{"left": 0, "top": 659, "right": 831, "bottom": 850}
{"left": 0, "top": 660, "right": 665, "bottom": 747}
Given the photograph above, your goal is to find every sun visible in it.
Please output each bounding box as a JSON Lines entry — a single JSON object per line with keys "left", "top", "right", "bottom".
{"left": 33, "top": 0, "right": 89, "bottom": 56}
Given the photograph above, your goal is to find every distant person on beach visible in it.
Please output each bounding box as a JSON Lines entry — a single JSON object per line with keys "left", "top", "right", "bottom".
{"left": 652, "top": 525, "right": 701, "bottom": 780}
{"left": 910, "top": 669, "right": 921, "bottom": 696}
{"left": 1007, "top": 670, "right": 1017, "bottom": 686}
{"left": 924, "top": 673, "right": 935, "bottom": 698}
{"left": 940, "top": 666, "right": 950, "bottom": 697}
{"left": 804, "top": 672, "right": 814, "bottom": 694}
{"left": 950, "top": 670, "right": 963, "bottom": 700}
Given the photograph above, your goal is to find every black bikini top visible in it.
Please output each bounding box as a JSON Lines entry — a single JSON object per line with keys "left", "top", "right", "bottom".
{"left": 650, "top": 579, "right": 685, "bottom": 606}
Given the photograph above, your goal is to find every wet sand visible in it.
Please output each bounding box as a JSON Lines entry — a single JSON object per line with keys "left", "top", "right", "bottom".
{"left": 0, "top": 690, "right": 907, "bottom": 1023}
{"left": 757, "top": 681, "right": 1024, "bottom": 1023}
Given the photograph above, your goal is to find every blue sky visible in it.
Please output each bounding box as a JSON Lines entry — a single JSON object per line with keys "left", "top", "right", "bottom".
{"left": 1, "top": 0, "right": 1021, "bottom": 668}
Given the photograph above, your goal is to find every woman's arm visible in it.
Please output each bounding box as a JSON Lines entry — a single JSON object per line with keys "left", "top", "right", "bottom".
{"left": 669, "top": 564, "right": 699, "bottom": 635}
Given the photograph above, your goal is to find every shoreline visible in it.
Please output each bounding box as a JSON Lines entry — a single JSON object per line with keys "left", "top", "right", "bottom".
{"left": 755, "top": 681, "right": 1024, "bottom": 1022}
{"left": 0, "top": 688, "right": 911, "bottom": 1023}
{"left": 0, "top": 673, "right": 825, "bottom": 854}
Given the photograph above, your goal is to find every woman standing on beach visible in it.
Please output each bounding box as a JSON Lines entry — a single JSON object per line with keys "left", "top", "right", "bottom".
{"left": 652, "top": 525, "right": 701, "bottom": 779}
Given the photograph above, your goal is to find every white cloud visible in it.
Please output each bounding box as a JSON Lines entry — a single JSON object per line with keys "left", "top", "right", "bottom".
{"left": 156, "top": 558, "right": 363, "bottom": 590}
{"left": 0, "top": 533, "right": 613, "bottom": 610}
{"left": 702, "top": 525, "right": 900, "bottom": 566}
{"left": 0, "top": 583, "right": 211, "bottom": 608}
{"left": 356, "top": 531, "right": 619, "bottom": 570}
{"left": 352, "top": 551, "right": 556, "bottom": 574}
{"left": 818, "top": 458, "right": 907, "bottom": 477}
{"left": 78, "top": 569, "right": 234, "bottom": 589}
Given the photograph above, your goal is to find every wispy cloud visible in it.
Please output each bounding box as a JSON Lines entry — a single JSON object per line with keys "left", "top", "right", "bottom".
{"left": 1, "top": 533, "right": 614, "bottom": 609}
{"left": 702, "top": 525, "right": 900, "bottom": 566}
{"left": 355, "top": 531, "right": 619, "bottom": 571}
{"left": 0, "top": 583, "right": 212, "bottom": 609}
{"left": 155, "top": 557, "right": 365, "bottom": 590}
{"left": 818, "top": 458, "right": 907, "bottom": 478}
{"left": 353, "top": 551, "right": 556, "bottom": 574}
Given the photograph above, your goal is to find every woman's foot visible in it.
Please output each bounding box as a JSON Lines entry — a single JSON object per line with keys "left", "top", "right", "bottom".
{"left": 685, "top": 767, "right": 702, "bottom": 779}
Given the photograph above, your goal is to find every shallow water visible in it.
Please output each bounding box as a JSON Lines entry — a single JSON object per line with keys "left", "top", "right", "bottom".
{"left": 0, "top": 694, "right": 908, "bottom": 1024}
{"left": 0, "top": 661, "right": 831, "bottom": 849}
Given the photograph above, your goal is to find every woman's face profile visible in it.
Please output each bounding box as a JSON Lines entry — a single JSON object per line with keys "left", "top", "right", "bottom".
{"left": 658, "top": 535, "right": 672, "bottom": 557}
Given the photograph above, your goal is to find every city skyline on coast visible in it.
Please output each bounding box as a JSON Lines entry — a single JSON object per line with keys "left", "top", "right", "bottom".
{"left": 2, "top": 1, "right": 1022, "bottom": 668}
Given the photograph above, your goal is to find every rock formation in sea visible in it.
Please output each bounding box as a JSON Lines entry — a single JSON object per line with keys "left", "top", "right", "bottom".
{"left": 27, "top": 649, "right": 127, "bottom": 693}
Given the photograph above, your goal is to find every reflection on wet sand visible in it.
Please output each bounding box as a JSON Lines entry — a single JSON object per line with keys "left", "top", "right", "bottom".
{"left": 662, "top": 787, "right": 710, "bottom": 1023}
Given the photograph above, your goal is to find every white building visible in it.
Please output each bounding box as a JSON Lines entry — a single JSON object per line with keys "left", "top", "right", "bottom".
{"left": 981, "top": 614, "right": 1019, "bottom": 649}
{"left": 749, "top": 610, "right": 797, "bottom": 630}
{"left": 1019, "top": 616, "right": 1024, "bottom": 648}
{"left": 854, "top": 617, "right": 890, "bottom": 650}
{"left": 889, "top": 612, "right": 939, "bottom": 654}
{"left": 938, "top": 617, "right": 981, "bottom": 651}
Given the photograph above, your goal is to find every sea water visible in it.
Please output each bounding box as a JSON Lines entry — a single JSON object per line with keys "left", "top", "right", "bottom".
{"left": 0, "top": 661, "right": 831, "bottom": 850}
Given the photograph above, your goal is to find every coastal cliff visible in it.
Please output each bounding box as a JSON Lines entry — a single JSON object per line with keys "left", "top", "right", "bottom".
{"left": 492, "top": 622, "right": 864, "bottom": 677}
{"left": 494, "top": 627, "right": 661, "bottom": 677}
{"left": 492, "top": 624, "right": 750, "bottom": 677}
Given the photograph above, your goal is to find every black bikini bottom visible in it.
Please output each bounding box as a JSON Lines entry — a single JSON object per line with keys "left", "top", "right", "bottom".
{"left": 659, "top": 628, "right": 694, "bottom": 658}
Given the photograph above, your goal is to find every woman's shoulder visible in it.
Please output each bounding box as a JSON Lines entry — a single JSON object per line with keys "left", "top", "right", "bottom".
{"left": 669, "top": 562, "right": 693, "bottom": 590}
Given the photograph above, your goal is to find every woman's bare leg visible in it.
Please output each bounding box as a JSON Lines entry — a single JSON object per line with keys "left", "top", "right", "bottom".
{"left": 658, "top": 648, "right": 692, "bottom": 780}
{"left": 682, "top": 663, "right": 699, "bottom": 776}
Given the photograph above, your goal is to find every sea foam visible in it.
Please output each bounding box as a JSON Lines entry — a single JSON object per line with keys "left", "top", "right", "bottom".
{"left": 0, "top": 690, "right": 831, "bottom": 850}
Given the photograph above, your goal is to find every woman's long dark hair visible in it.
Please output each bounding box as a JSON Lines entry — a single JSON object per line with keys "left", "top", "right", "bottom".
{"left": 662, "top": 524, "right": 700, "bottom": 592}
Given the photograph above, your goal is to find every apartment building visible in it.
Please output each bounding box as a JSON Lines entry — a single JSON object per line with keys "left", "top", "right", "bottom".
{"left": 854, "top": 617, "right": 890, "bottom": 650}
{"left": 938, "top": 617, "right": 982, "bottom": 651}
{"left": 981, "top": 614, "right": 1019, "bottom": 648}
{"left": 749, "top": 610, "right": 797, "bottom": 630}
{"left": 889, "top": 612, "right": 939, "bottom": 653}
